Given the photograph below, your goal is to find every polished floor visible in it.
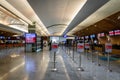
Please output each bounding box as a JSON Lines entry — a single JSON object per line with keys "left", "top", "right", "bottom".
{"left": 0, "top": 46, "right": 120, "bottom": 80}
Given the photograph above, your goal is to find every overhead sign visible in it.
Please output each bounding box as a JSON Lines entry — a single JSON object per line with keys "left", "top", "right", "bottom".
{"left": 85, "top": 43, "right": 90, "bottom": 49}
{"left": 52, "top": 43, "right": 58, "bottom": 52}
{"left": 105, "top": 43, "right": 112, "bottom": 53}
{"left": 77, "top": 43, "right": 84, "bottom": 53}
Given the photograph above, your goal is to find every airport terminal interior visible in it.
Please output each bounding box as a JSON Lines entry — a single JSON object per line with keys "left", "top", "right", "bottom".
{"left": 0, "top": 0, "right": 120, "bottom": 80}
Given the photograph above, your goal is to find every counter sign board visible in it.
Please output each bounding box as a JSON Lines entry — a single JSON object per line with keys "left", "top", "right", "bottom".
{"left": 85, "top": 43, "right": 90, "bottom": 49}
{"left": 52, "top": 43, "right": 58, "bottom": 52}
{"left": 105, "top": 43, "right": 112, "bottom": 53}
{"left": 77, "top": 43, "right": 84, "bottom": 53}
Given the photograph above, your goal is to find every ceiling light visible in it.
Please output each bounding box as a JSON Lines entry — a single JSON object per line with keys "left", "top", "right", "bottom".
{"left": 94, "top": 25, "right": 97, "bottom": 27}
{"left": 117, "top": 16, "right": 120, "bottom": 19}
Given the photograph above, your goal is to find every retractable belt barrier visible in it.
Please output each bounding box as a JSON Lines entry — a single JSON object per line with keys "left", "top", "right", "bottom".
{"left": 105, "top": 43, "right": 112, "bottom": 72}
{"left": 51, "top": 43, "right": 58, "bottom": 71}
{"left": 77, "top": 43, "right": 84, "bottom": 71}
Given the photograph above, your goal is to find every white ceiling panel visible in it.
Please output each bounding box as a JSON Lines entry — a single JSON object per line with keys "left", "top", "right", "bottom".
{"left": 27, "top": 0, "right": 87, "bottom": 35}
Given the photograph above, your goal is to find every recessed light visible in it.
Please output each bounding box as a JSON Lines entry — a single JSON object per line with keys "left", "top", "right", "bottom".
{"left": 117, "top": 16, "right": 120, "bottom": 19}
{"left": 94, "top": 25, "right": 97, "bottom": 27}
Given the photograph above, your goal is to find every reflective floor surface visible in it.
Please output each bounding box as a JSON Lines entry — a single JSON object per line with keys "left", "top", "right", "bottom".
{"left": 0, "top": 46, "right": 120, "bottom": 80}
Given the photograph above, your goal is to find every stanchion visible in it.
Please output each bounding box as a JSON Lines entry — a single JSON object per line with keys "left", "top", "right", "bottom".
{"left": 105, "top": 42, "right": 112, "bottom": 72}
{"left": 52, "top": 51, "right": 57, "bottom": 71}
{"left": 86, "top": 49, "right": 89, "bottom": 60}
{"left": 78, "top": 53, "right": 84, "bottom": 71}
{"left": 97, "top": 52, "right": 100, "bottom": 66}
{"left": 91, "top": 51, "right": 94, "bottom": 63}
{"left": 65, "top": 46, "right": 67, "bottom": 53}
{"left": 77, "top": 43, "right": 84, "bottom": 71}
{"left": 51, "top": 43, "right": 58, "bottom": 72}
{"left": 72, "top": 46, "right": 74, "bottom": 61}
{"left": 107, "top": 52, "right": 112, "bottom": 72}
{"left": 68, "top": 47, "right": 70, "bottom": 56}
{"left": 85, "top": 49, "right": 87, "bottom": 58}
{"left": 62, "top": 44, "right": 63, "bottom": 49}
{"left": 85, "top": 43, "right": 90, "bottom": 60}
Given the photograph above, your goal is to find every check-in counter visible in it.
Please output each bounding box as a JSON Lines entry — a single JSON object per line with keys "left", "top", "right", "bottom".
{"left": 94, "top": 44, "right": 103, "bottom": 52}
{"left": 112, "top": 45, "right": 120, "bottom": 55}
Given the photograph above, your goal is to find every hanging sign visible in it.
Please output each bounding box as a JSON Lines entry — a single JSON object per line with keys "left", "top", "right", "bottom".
{"left": 77, "top": 43, "right": 84, "bottom": 53}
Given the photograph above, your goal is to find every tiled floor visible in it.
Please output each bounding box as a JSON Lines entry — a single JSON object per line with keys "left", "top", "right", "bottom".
{"left": 0, "top": 46, "right": 120, "bottom": 80}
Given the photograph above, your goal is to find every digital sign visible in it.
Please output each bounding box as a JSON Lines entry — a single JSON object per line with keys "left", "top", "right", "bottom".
{"left": 85, "top": 36, "right": 89, "bottom": 39}
{"left": 100, "top": 33, "right": 105, "bottom": 37}
{"left": 0, "top": 36, "right": 5, "bottom": 39}
{"left": 25, "top": 33, "right": 36, "bottom": 43}
{"left": 109, "top": 31, "right": 114, "bottom": 36}
{"left": 114, "top": 30, "right": 120, "bottom": 35}
{"left": 97, "top": 33, "right": 100, "bottom": 37}
{"left": 90, "top": 34, "right": 95, "bottom": 38}
{"left": 97, "top": 33, "right": 105, "bottom": 37}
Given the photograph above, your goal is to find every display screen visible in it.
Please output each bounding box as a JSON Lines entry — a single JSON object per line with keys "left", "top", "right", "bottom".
{"left": 81, "top": 37, "right": 84, "bottom": 39}
{"left": 114, "top": 30, "right": 120, "bottom": 35}
{"left": 97, "top": 33, "right": 105, "bottom": 37}
{"left": 0, "top": 36, "right": 5, "bottom": 39}
{"left": 25, "top": 33, "right": 36, "bottom": 43}
{"left": 97, "top": 33, "right": 100, "bottom": 37}
{"left": 109, "top": 31, "right": 114, "bottom": 36}
{"left": 85, "top": 36, "right": 89, "bottom": 39}
{"left": 100, "top": 33, "right": 105, "bottom": 37}
{"left": 90, "top": 34, "right": 95, "bottom": 38}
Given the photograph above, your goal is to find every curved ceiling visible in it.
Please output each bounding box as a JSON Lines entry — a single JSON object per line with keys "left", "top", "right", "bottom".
{"left": 0, "top": 0, "right": 120, "bottom": 36}
{"left": 27, "top": 0, "right": 87, "bottom": 36}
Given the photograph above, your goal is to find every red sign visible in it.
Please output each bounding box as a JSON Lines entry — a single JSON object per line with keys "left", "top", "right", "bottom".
{"left": 52, "top": 44, "right": 58, "bottom": 49}
{"left": 100, "top": 33, "right": 105, "bottom": 37}
{"left": 52, "top": 43, "right": 58, "bottom": 52}
{"left": 85, "top": 43, "right": 90, "bottom": 48}
{"left": 115, "top": 30, "right": 120, "bottom": 35}
{"left": 105, "top": 43, "right": 112, "bottom": 53}
{"left": 109, "top": 31, "right": 114, "bottom": 36}
{"left": 106, "top": 45, "right": 112, "bottom": 49}
{"left": 77, "top": 45, "right": 84, "bottom": 49}
{"left": 77, "top": 43, "right": 84, "bottom": 52}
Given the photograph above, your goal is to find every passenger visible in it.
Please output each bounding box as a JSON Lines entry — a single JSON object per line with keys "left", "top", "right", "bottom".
{"left": 48, "top": 41, "right": 52, "bottom": 50}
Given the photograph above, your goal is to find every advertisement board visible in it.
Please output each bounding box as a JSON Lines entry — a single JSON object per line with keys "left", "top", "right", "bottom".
{"left": 25, "top": 33, "right": 36, "bottom": 43}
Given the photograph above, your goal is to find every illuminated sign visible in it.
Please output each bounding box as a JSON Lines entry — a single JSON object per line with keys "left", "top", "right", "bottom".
{"left": 109, "top": 31, "right": 114, "bottom": 36}
{"left": 114, "top": 30, "right": 120, "bottom": 35}
{"left": 25, "top": 33, "right": 36, "bottom": 43}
